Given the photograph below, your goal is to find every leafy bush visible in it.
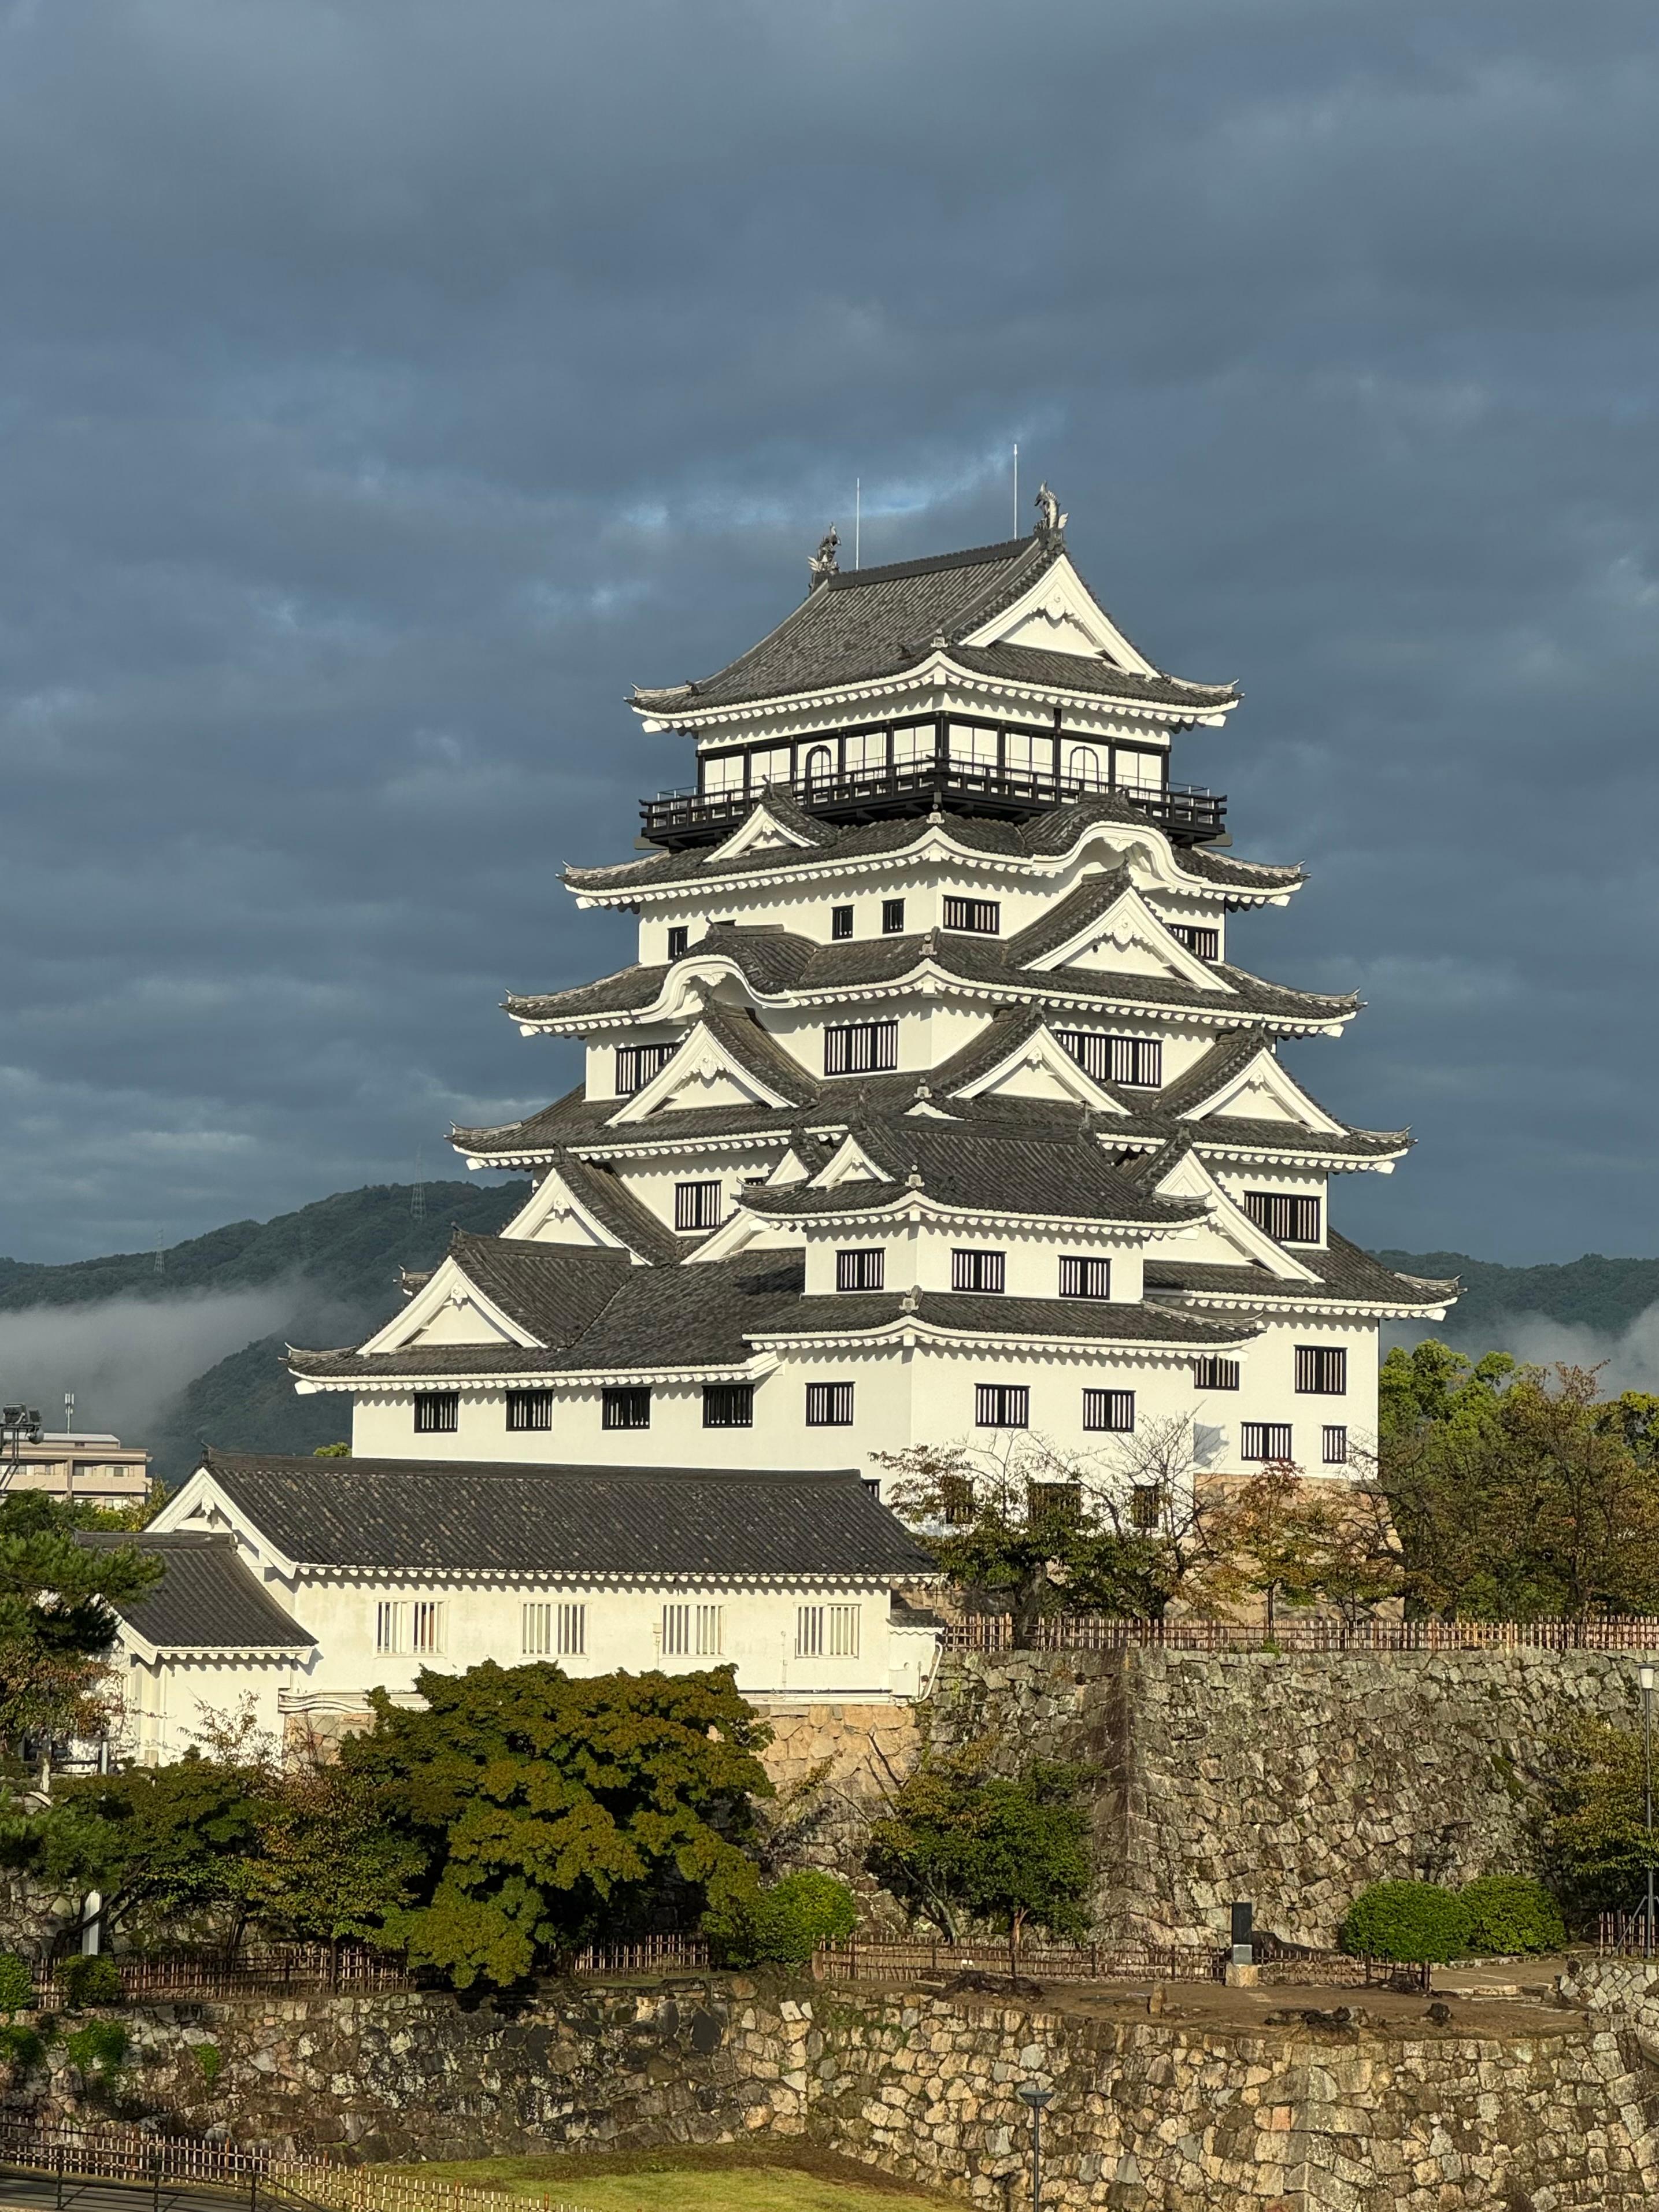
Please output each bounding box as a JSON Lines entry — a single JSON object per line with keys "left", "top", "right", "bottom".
{"left": 1339, "top": 1881, "right": 1472, "bottom": 1964}
{"left": 193, "top": 2040, "right": 223, "bottom": 2087}
{"left": 0, "top": 2024, "right": 43, "bottom": 2073}
{"left": 62, "top": 1955, "right": 123, "bottom": 2009}
{"left": 65, "top": 2020, "right": 127, "bottom": 2084}
{"left": 1459, "top": 1875, "right": 1566, "bottom": 1956}
{"left": 706, "top": 1869, "right": 858, "bottom": 1966}
{"left": 0, "top": 1954, "right": 35, "bottom": 2018}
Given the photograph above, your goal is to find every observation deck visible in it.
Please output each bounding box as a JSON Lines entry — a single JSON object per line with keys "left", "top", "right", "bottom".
{"left": 640, "top": 761, "right": 1228, "bottom": 851}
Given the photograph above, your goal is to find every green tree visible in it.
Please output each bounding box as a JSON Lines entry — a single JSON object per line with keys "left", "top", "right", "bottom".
{"left": 340, "top": 1661, "right": 774, "bottom": 1989}
{"left": 240, "top": 1765, "right": 424, "bottom": 1962}
{"left": 867, "top": 1754, "right": 1093, "bottom": 1984}
{"left": 1547, "top": 1716, "right": 1659, "bottom": 1920}
{"left": 1339, "top": 1880, "right": 1471, "bottom": 1964}
{"left": 703, "top": 1866, "right": 858, "bottom": 1966}
{"left": 0, "top": 1493, "right": 162, "bottom": 1759}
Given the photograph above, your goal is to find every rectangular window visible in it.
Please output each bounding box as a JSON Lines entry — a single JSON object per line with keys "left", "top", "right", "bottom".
{"left": 1130, "top": 1483, "right": 1162, "bottom": 1531}
{"left": 951, "top": 1248, "right": 1006, "bottom": 1294}
{"left": 661, "top": 1602, "right": 721, "bottom": 1658}
{"left": 1058, "top": 1255, "right": 1112, "bottom": 1299}
{"left": 939, "top": 1473, "right": 976, "bottom": 1525}
{"left": 947, "top": 722, "right": 998, "bottom": 774}
{"left": 1241, "top": 1422, "right": 1294, "bottom": 1462}
{"left": 1167, "top": 922, "right": 1220, "bottom": 960}
{"left": 1028, "top": 1481, "right": 1081, "bottom": 1533}
{"left": 410, "top": 1600, "right": 443, "bottom": 1654}
{"left": 1082, "top": 1388, "right": 1136, "bottom": 1433}
{"left": 1113, "top": 747, "right": 1164, "bottom": 794}
{"left": 750, "top": 744, "right": 793, "bottom": 790}
{"left": 843, "top": 731, "right": 887, "bottom": 777}
{"left": 942, "top": 895, "right": 1001, "bottom": 935}
{"left": 505, "top": 1390, "right": 553, "bottom": 1433}
{"left": 1055, "top": 1031, "right": 1162, "bottom": 1089}
{"left": 702, "top": 1383, "right": 754, "bottom": 1428}
{"left": 796, "top": 1605, "right": 824, "bottom": 1659}
{"left": 662, "top": 1602, "right": 691, "bottom": 1658}
{"left": 522, "top": 1601, "right": 586, "bottom": 1658}
{"left": 828, "top": 1603, "right": 861, "bottom": 1658}
{"left": 1323, "top": 1425, "right": 1350, "bottom": 1467}
{"left": 824, "top": 1020, "right": 898, "bottom": 1076}
{"left": 413, "top": 1392, "right": 458, "bottom": 1435}
{"left": 836, "top": 1248, "right": 885, "bottom": 1292}
{"left": 1003, "top": 731, "right": 1051, "bottom": 781}
{"left": 1194, "top": 1357, "right": 1241, "bottom": 1391}
{"left": 1245, "top": 1191, "right": 1322, "bottom": 1244}
{"left": 701, "top": 751, "right": 746, "bottom": 796}
{"left": 376, "top": 1600, "right": 446, "bottom": 1654}
{"left": 602, "top": 1386, "right": 651, "bottom": 1431}
{"left": 831, "top": 905, "right": 854, "bottom": 940}
{"left": 375, "top": 1600, "right": 399, "bottom": 1654}
{"left": 616, "top": 1042, "right": 677, "bottom": 1095}
{"left": 892, "top": 724, "right": 935, "bottom": 772}
{"left": 675, "top": 1179, "right": 723, "bottom": 1231}
{"left": 1295, "top": 1346, "right": 1348, "bottom": 1395}
{"left": 975, "top": 1383, "right": 1030, "bottom": 1429}
{"left": 882, "top": 898, "right": 906, "bottom": 935}
{"left": 806, "top": 1381, "right": 856, "bottom": 1427}
{"left": 666, "top": 925, "right": 690, "bottom": 961}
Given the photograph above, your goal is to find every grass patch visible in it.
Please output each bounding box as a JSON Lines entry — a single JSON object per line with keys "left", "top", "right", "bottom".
{"left": 383, "top": 2146, "right": 957, "bottom": 2212}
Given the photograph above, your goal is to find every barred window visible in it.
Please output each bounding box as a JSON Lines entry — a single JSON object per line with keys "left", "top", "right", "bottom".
{"left": 602, "top": 1386, "right": 651, "bottom": 1431}
{"left": 1194, "top": 1357, "right": 1241, "bottom": 1391}
{"left": 376, "top": 1600, "right": 446, "bottom": 1655}
{"left": 952, "top": 1248, "right": 1005, "bottom": 1294}
{"left": 1082, "top": 1388, "right": 1135, "bottom": 1433}
{"left": 975, "top": 1383, "right": 1030, "bottom": 1429}
{"left": 413, "top": 1392, "right": 458, "bottom": 1435}
{"left": 836, "top": 1248, "right": 884, "bottom": 1292}
{"left": 824, "top": 1020, "right": 898, "bottom": 1076}
{"left": 702, "top": 1383, "right": 754, "bottom": 1429}
{"left": 614, "top": 1042, "right": 677, "bottom": 1096}
{"left": 505, "top": 1390, "right": 553, "bottom": 1432}
{"left": 1055, "top": 1030, "right": 1162, "bottom": 1089}
{"left": 1323, "top": 1425, "right": 1350, "bottom": 1467}
{"left": 663, "top": 1602, "right": 723, "bottom": 1658}
{"left": 806, "top": 1381, "right": 856, "bottom": 1427}
{"left": 675, "top": 1179, "right": 723, "bottom": 1231}
{"left": 939, "top": 1473, "right": 976, "bottom": 1526}
{"left": 667, "top": 925, "right": 689, "bottom": 960}
{"left": 831, "top": 904, "right": 854, "bottom": 940}
{"left": 828, "top": 1603, "right": 860, "bottom": 1657}
{"left": 1245, "top": 1191, "right": 1322, "bottom": 1244}
{"left": 1241, "top": 1422, "right": 1294, "bottom": 1462}
{"left": 1295, "top": 1346, "right": 1347, "bottom": 1395}
{"left": 1028, "top": 1480, "right": 1081, "bottom": 1533}
{"left": 795, "top": 1604, "right": 824, "bottom": 1659}
{"left": 942, "top": 896, "right": 1000, "bottom": 935}
{"left": 882, "top": 898, "right": 906, "bottom": 935}
{"left": 1167, "top": 922, "right": 1220, "bottom": 959}
{"left": 1058, "top": 1255, "right": 1111, "bottom": 1299}
{"left": 523, "top": 1601, "right": 586, "bottom": 1657}
{"left": 1130, "top": 1483, "right": 1162, "bottom": 1531}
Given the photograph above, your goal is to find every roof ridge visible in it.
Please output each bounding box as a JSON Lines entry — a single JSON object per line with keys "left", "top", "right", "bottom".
{"left": 825, "top": 535, "right": 1038, "bottom": 588}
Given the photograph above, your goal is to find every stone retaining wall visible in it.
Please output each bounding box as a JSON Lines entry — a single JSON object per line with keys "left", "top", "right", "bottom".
{"left": 9, "top": 1978, "right": 1659, "bottom": 2209}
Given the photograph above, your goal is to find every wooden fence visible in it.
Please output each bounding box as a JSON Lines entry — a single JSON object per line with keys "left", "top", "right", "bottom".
{"left": 814, "top": 1936, "right": 1430, "bottom": 1993}
{"left": 943, "top": 1614, "right": 1659, "bottom": 1655}
{"left": 1598, "top": 1912, "right": 1659, "bottom": 1957}
{"left": 556, "top": 1933, "right": 708, "bottom": 1976}
{"left": 0, "top": 2121, "right": 595, "bottom": 2212}
{"left": 32, "top": 1945, "right": 413, "bottom": 2009}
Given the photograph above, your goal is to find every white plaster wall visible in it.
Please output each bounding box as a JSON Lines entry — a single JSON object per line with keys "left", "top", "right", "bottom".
{"left": 797, "top": 1221, "right": 1148, "bottom": 1301}
{"left": 114, "top": 1646, "right": 296, "bottom": 1766}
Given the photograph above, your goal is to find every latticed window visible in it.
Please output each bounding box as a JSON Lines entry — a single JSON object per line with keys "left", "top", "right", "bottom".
{"left": 413, "top": 1393, "right": 458, "bottom": 1434}
{"left": 975, "top": 1383, "right": 1030, "bottom": 1429}
{"left": 1322, "top": 1425, "right": 1350, "bottom": 1467}
{"left": 702, "top": 1383, "right": 754, "bottom": 1428}
{"left": 1167, "top": 922, "right": 1220, "bottom": 959}
{"left": 831, "top": 904, "right": 854, "bottom": 939}
{"left": 666, "top": 925, "right": 689, "bottom": 960}
{"left": 1194, "top": 1357, "right": 1241, "bottom": 1391}
{"left": 1245, "top": 1191, "right": 1321, "bottom": 1244}
{"left": 1242, "top": 1422, "right": 1294, "bottom": 1462}
{"left": 1058, "top": 1255, "right": 1111, "bottom": 1299}
{"left": 1082, "top": 1388, "right": 1135, "bottom": 1433}
{"left": 505, "top": 1390, "right": 553, "bottom": 1432}
{"left": 1295, "top": 1346, "right": 1347, "bottom": 1395}
{"left": 836, "top": 1248, "right": 884, "bottom": 1292}
{"left": 952, "top": 1248, "right": 1005, "bottom": 1293}
{"left": 1055, "top": 1030, "right": 1162, "bottom": 1088}
{"left": 939, "top": 1474, "right": 976, "bottom": 1525}
{"left": 805, "top": 1381, "right": 855, "bottom": 1427}
{"left": 1130, "top": 1483, "right": 1162, "bottom": 1531}
{"left": 882, "top": 898, "right": 906, "bottom": 935}
{"left": 663, "top": 1602, "right": 723, "bottom": 1657}
{"left": 602, "top": 1387, "right": 650, "bottom": 1431}
{"left": 824, "top": 1020, "right": 898, "bottom": 1076}
{"left": 615, "top": 1042, "right": 677, "bottom": 1096}
{"left": 376, "top": 1600, "right": 446, "bottom": 1655}
{"left": 675, "top": 1179, "right": 723, "bottom": 1231}
{"left": 942, "top": 896, "right": 1000, "bottom": 935}
{"left": 523, "top": 1601, "right": 585, "bottom": 1657}
{"left": 795, "top": 1603, "right": 857, "bottom": 1658}
{"left": 1027, "top": 1481, "right": 1081, "bottom": 1534}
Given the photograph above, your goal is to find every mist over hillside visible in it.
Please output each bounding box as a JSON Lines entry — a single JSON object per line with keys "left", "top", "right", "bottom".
{"left": 2, "top": 1202, "right": 1655, "bottom": 1487}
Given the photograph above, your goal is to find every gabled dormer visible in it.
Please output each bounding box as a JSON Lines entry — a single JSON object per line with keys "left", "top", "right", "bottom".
{"left": 606, "top": 1007, "right": 816, "bottom": 1124}
{"left": 1010, "top": 874, "right": 1232, "bottom": 993}
{"left": 1135, "top": 1140, "right": 1320, "bottom": 1281}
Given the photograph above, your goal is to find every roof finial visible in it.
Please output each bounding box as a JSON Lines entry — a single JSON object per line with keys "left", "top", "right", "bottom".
{"left": 808, "top": 525, "right": 840, "bottom": 591}
{"left": 1034, "top": 482, "right": 1067, "bottom": 542}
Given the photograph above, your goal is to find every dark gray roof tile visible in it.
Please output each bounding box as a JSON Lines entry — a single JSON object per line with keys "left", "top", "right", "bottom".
{"left": 78, "top": 1531, "right": 316, "bottom": 1651}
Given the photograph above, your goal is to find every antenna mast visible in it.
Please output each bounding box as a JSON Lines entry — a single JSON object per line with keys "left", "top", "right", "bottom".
{"left": 1013, "top": 443, "right": 1019, "bottom": 536}
{"left": 854, "top": 478, "right": 860, "bottom": 569}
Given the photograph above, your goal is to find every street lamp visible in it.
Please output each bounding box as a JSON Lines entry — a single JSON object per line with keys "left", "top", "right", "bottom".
{"left": 1641, "top": 1663, "right": 1656, "bottom": 1960}
{"left": 1016, "top": 2083, "right": 1054, "bottom": 2212}
{"left": 0, "top": 1405, "right": 41, "bottom": 1492}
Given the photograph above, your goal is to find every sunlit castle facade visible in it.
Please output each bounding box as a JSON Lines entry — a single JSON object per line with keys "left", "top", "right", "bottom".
{"left": 292, "top": 492, "right": 1456, "bottom": 1495}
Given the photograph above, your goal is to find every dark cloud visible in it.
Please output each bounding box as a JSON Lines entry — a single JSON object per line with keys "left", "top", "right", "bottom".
{"left": 0, "top": 0, "right": 1654, "bottom": 1261}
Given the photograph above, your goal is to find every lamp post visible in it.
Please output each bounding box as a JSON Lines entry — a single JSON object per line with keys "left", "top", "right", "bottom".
{"left": 1641, "top": 1663, "right": 1656, "bottom": 1960}
{"left": 1016, "top": 2083, "right": 1054, "bottom": 2212}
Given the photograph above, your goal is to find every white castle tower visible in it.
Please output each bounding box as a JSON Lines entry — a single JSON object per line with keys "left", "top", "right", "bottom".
{"left": 292, "top": 497, "right": 1454, "bottom": 1494}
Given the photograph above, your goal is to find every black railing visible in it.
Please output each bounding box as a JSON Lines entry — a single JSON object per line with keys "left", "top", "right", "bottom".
{"left": 640, "top": 761, "right": 1227, "bottom": 847}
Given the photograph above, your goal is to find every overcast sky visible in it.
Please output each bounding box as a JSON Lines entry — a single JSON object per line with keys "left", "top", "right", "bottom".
{"left": 0, "top": 0, "right": 1653, "bottom": 1267}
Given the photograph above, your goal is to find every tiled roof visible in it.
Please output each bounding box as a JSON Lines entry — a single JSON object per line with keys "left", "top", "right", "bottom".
{"left": 445, "top": 1232, "right": 637, "bottom": 1342}
{"left": 565, "top": 799, "right": 1299, "bottom": 897}
{"left": 78, "top": 1531, "right": 316, "bottom": 1651}
{"left": 1145, "top": 1231, "right": 1458, "bottom": 1311}
{"left": 1001, "top": 868, "right": 1135, "bottom": 968}
{"left": 946, "top": 643, "right": 1232, "bottom": 710}
{"left": 192, "top": 1451, "right": 935, "bottom": 1580}
{"left": 753, "top": 1290, "right": 1259, "bottom": 1349}
{"left": 548, "top": 1155, "right": 687, "bottom": 1264}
